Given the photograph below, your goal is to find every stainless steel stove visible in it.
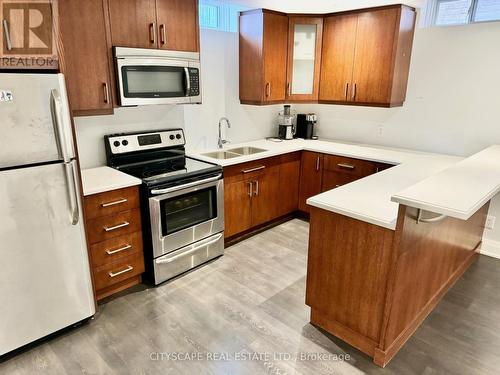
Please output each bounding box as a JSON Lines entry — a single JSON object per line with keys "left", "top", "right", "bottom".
{"left": 105, "top": 129, "right": 224, "bottom": 285}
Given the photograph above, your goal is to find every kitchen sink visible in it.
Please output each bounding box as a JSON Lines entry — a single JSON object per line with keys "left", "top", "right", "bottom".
{"left": 201, "top": 151, "right": 241, "bottom": 159}
{"left": 202, "top": 147, "right": 268, "bottom": 159}
{"left": 226, "top": 147, "right": 267, "bottom": 155}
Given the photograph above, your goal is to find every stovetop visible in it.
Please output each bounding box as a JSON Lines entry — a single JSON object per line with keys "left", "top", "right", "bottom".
{"left": 117, "top": 156, "right": 221, "bottom": 186}
{"left": 105, "top": 129, "right": 222, "bottom": 188}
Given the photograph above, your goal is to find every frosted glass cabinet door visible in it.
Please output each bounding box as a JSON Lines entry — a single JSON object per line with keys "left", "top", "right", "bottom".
{"left": 286, "top": 17, "right": 323, "bottom": 101}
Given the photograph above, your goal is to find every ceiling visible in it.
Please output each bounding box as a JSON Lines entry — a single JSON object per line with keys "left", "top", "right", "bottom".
{"left": 226, "top": 0, "right": 428, "bottom": 13}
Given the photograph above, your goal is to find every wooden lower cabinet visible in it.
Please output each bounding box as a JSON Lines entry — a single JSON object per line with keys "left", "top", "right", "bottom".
{"left": 84, "top": 186, "right": 145, "bottom": 301}
{"left": 224, "top": 154, "right": 300, "bottom": 239}
{"left": 306, "top": 203, "right": 489, "bottom": 367}
{"left": 298, "top": 152, "right": 324, "bottom": 213}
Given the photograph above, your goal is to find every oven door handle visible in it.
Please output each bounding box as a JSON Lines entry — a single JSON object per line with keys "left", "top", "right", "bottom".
{"left": 155, "top": 233, "right": 223, "bottom": 265}
{"left": 150, "top": 174, "right": 222, "bottom": 195}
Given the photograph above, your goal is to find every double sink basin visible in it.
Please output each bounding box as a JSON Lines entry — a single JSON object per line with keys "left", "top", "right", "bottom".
{"left": 202, "top": 146, "right": 267, "bottom": 160}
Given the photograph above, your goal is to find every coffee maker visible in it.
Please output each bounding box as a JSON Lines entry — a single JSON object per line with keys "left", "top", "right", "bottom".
{"left": 295, "top": 113, "right": 317, "bottom": 139}
{"left": 277, "top": 105, "right": 295, "bottom": 140}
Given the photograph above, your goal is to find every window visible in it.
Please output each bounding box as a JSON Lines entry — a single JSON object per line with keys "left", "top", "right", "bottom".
{"left": 199, "top": 0, "right": 249, "bottom": 32}
{"left": 429, "top": 0, "right": 500, "bottom": 26}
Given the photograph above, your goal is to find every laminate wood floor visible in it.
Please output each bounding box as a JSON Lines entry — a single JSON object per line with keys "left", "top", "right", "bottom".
{"left": 2, "top": 219, "right": 500, "bottom": 375}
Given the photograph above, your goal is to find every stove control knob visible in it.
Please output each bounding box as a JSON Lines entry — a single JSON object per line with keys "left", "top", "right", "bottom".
{"left": 176, "top": 134, "right": 182, "bottom": 140}
{"left": 169, "top": 134, "right": 175, "bottom": 140}
{"left": 122, "top": 140, "right": 129, "bottom": 146}
{"left": 113, "top": 141, "right": 120, "bottom": 147}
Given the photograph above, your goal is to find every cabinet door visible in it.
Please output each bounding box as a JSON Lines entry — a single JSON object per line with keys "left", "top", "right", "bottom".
{"left": 351, "top": 8, "right": 399, "bottom": 105}
{"left": 322, "top": 171, "right": 358, "bottom": 191}
{"left": 277, "top": 155, "right": 301, "bottom": 216}
{"left": 319, "top": 14, "right": 357, "bottom": 102}
{"left": 251, "top": 167, "right": 281, "bottom": 227}
{"left": 262, "top": 12, "right": 289, "bottom": 102}
{"left": 224, "top": 180, "right": 252, "bottom": 238}
{"left": 59, "top": 0, "right": 113, "bottom": 114}
{"left": 298, "top": 152, "right": 323, "bottom": 213}
{"left": 107, "top": 0, "right": 157, "bottom": 49}
{"left": 156, "top": 0, "right": 199, "bottom": 52}
{"left": 286, "top": 17, "right": 323, "bottom": 101}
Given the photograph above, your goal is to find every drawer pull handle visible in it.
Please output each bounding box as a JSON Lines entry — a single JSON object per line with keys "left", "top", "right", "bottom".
{"left": 101, "top": 198, "right": 128, "bottom": 207}
{"left": 108, "top": 265, "right": 133, "bottom": 278}
{"left": 337, "top": 163, "right": 355, "bottom": 170}
{"left": 106, "top": 244, "right": 132, "bottom": 255}
{"left": 104, "top": 221, "right": 129, "bottom": 232}
{"left": 242, "top": 166, "right": 266, "bottom": 174}
{"left": 335, "top": 185, "right": 341, "bottom": 188}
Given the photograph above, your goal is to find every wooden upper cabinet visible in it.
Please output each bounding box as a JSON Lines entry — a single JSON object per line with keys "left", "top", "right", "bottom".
{"left": 286, "top": 16, "right": 323, "bottom": 101}
{"left": 59, "top": 0, "right": 113, "bottom": 116}
{"left": 319, "top": 13, "right": 357, "bottom": 102}
{"left": 239, "top": 9, "right": 288, "bottom": 105}
{"left": 319, "top": 5, "right": 416, "bottom": 107}
{"left": 107, "top": 0, "right": 157, "bottom": 49}
{"left": 156, "top": 0, "right": 199, "bottom": 52}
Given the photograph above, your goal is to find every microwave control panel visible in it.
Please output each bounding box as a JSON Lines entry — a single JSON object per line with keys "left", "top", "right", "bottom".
{"left": 188, "top": 68, "right": 200, "bottom": 97}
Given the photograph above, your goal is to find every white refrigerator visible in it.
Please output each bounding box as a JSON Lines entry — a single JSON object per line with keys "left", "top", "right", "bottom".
{"left": 0, "top": 73, "right": 95, "bottom": 356}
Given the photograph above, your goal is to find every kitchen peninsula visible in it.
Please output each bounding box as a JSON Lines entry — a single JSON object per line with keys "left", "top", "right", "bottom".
{"left": 190, "top": 140, "right": 500, "bottom": 367}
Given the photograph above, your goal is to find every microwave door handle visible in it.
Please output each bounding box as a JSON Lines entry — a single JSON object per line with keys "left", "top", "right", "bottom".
{"left": 184, "top": 67, "right": 191, "bottom": 97}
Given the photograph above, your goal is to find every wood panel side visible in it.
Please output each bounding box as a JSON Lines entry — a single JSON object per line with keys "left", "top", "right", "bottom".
{"left": 305, "top": 207, "right": 395, "bottom": 342}
{"left": 376, "top": 203, "right": 489, "bottom": 366}
{"left": 389, "top": 6, "right": 416, "bottom": 105}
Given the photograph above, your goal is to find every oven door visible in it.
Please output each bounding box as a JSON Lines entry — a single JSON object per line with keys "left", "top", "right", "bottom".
{"left": 149, "top": 175, "right": 224, "bottom": 258}
{"left": 116, "top": 58, "right": 200, "bottom": 106}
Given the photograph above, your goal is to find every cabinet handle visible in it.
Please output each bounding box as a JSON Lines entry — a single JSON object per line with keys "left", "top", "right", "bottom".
{"left": 242, "top": 165, "right": 266, "bottom": 174}
{"left": 265, "top": 82, "right": 271, "bottom": 98}
{"left": 160, "top": 24, "right": 166, "bottom": 45}
{"left": 335, "top": 184, "right": 342, "bottom": 188}
{"left": 2, "top": 19, "right": 12, "bottom": 50}
{"left": 352, "top": 83, "right": 357, "bottom": 101}
{"left": 337, "top": 163, "right": 355, "bottom": 170}
{"left": 103, "top": 221, "right": 129, "bottom": 232}
{"left": 150, "top": 22, "right": 156, "bottom": 45}
{"left": 106, "top": 244, "right": 132, "bottom": 255}
{"left": 108, "top": 265, "right": 133, "bottom": 278}
{"left": 253, "top": 180, "right": 259, "bottom": 196}
{"left": 247, "top": 182, "right": 253, "bottom": 197}
{"left": 316, "top": 157, "right": 320, "bottom": 171}
{"left": 101, "top": 198, "right": 127, "bottom": 207}
{"left": 287, "top": 82, "right": 291, "bottom": 97}
{"left": 103, "top": 83, "right": 109, "bottom": 104}
{"left": 345, "top": 83, "right": 349, "bottom": 100}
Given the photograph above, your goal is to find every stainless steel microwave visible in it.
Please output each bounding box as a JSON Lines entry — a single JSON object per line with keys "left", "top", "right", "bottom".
{"left": 114, "top": 47, "right": 201, "bottom": 106}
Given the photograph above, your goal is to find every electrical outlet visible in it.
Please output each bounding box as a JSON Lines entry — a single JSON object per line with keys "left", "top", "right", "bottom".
{"left": 377, "top": 125, "right": 384, "bottom": 137}
{"left": 485, "top": 215, "right": 496, "bottom": 230}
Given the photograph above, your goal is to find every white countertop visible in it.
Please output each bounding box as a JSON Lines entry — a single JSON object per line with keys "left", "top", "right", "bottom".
{"left": 187, "top": 138, "right": 469, "bottom": 230}
{"left": 81, "top": 166, "right": 142, "bottom": 196}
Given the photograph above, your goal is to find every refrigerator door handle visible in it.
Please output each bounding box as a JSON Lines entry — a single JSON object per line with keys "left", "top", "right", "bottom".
{"left": 65, "top": 161, "right": 80, "bottom": 225}
{"left": 50, "top": 89, "right": 70, "bottom": 163}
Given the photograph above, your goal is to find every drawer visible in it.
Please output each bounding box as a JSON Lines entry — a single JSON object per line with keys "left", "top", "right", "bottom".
{"left": 84, "top": 186, "right": 140, "bottom": 220}
{"left": 93, "top": 253, "right": 145, "bottom": 291}
{"left": 323, "top": 155, "right": 377, "bottom": 177}
{"left": 224, "top": 156, "right": 281, "bottom": 183}
{"left": 90, "top": 231, "right": 143, "bottom": 268}
{"left": 86, "top": 208, "right": 142, "bottom": 244}
{"left": 322, "top": 170, "right": 359, "bottom": 191}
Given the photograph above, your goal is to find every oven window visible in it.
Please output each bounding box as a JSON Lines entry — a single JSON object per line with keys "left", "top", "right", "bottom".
{"left": 122, "top": 66, "right": 186, "bottom": 98}
{"left": 160, "top": 187, "right": 217, "bottom": 236}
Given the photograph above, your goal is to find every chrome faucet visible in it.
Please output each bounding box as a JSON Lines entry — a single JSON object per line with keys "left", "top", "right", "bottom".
{"left": 217, "top": 117, "right": 231, "bottom": 149}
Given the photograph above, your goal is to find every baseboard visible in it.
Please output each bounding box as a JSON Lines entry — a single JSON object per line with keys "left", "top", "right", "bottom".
{"left": 480, "top": 239, "right": 500, "bottom": 259}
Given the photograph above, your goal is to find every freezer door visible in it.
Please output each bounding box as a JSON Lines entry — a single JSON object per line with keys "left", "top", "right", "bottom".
{"left": 0, "top": 162, "right": 95, "bottom": 356}
{"left": 0, "top": 73, "right": 75, "bottom": 169}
